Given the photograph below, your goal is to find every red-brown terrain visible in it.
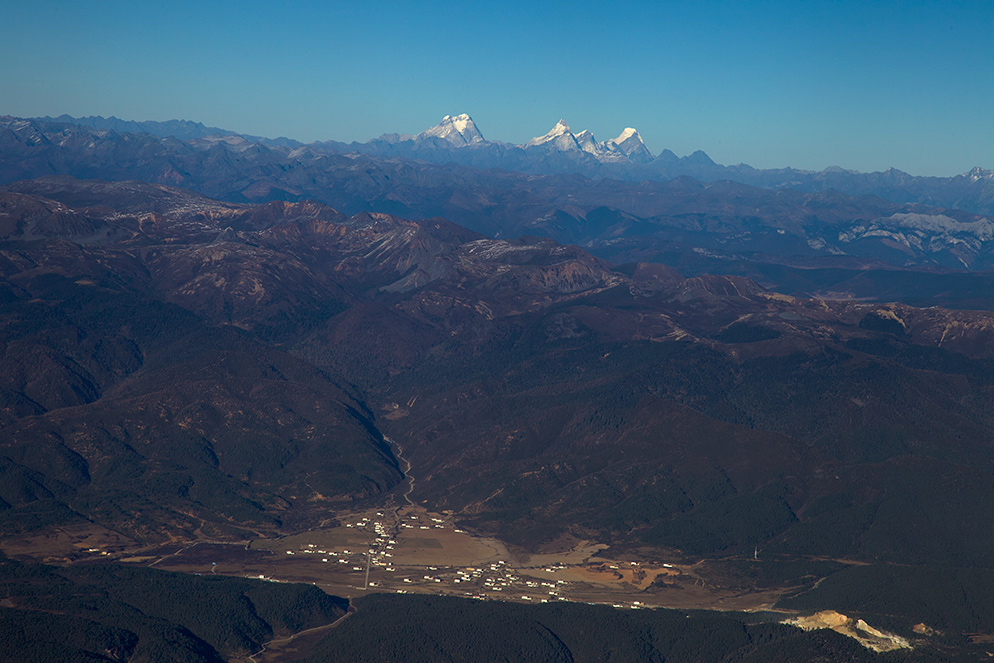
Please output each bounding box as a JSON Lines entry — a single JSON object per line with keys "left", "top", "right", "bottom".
{"left": 5, "top": 175, "right": 994, "bottom": 660}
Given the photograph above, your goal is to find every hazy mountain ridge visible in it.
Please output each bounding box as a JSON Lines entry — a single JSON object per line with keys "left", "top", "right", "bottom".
{"left": 26, "top": 113, "right": 994, "bottom": 217}
{"left": 5, "top": 118, "right": 994, "bottom": 300}
{"left": 36, "top": 113, "right": 303, "bottom": 148}
{"left": 314, "top": 114, "right": 994, "bottom": 216}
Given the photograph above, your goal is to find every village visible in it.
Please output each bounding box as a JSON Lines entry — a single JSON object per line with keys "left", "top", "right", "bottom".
{"left": 101, "top": 502, "right": 780, "bottom": 615}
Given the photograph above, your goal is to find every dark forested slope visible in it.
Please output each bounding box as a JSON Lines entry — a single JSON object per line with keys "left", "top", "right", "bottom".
{"left": 0, "top": 554, "right": 347, "bottom": 663}
{"left": 4, "top": 177, "right": 994, "bottom": 569}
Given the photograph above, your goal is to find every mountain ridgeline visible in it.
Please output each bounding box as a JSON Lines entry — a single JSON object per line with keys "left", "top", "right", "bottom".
{"left": 19, "top": 112, "right": 994, "bottom": 217}
{"left": 6, "top": 115, "right": 994, "bottom": 316}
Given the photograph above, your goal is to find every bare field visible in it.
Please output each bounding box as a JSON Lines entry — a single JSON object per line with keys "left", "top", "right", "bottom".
{"left": 0, "top": 524, "right": 136, "bottom": 562}
{"left": 118, "top": 504, "right": 792, "bottom": 613}
{"left": 517, "top": 561, "right": 680, "bottom": 589}
{"left": 518, "top": 544, "right": 609, "bottom": 568}
{"left": 20, "top": 503, "right": 800, "bottom": 663}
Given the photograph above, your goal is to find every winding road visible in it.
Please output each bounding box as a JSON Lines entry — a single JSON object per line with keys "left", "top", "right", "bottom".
{"left": 387, "top": 438, "right": 416, "bottom": 507}
{"left": 246, "top": 604, "right": 357, "bottom": 662}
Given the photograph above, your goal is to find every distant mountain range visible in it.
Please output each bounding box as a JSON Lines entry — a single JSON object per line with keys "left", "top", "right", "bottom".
{"left": 35, "top": 113, "right": 303, "bottom": 148}
{"left": 4, "top": 114, "right": 994, "bottom": 293}
{"left": 27, "top": 113, "right": 994, "bottom": 218}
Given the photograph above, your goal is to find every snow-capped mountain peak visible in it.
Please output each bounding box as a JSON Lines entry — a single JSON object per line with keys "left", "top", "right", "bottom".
{"left": 570, "top": 129, "right": 624, "bottom": 162}
{"left": 573, "top": 129, "right": 598, "bottom": 151}
{"left": 526, "top": 119, "right": 576, "bottom": 148}
{"left": 609, "top": 127, "right": 653, "bottom": 163}
{"left": 524, "top": 120, "right": 652, "bottom": 163}
{"left": 613, "top": 127, "right": 640, "bottom": 144}
{"left": 966, "top": 166, "right": 994, "bottom": 183}
{"left": 417, "top": 113, "right": 485, "bottom": 146}
{"left": 407, "top": 114, "right": 656, "bottom": 165}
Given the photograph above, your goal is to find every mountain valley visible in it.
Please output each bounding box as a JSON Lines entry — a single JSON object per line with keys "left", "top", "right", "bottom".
{"left": 4, "top": 114, "right": 994, "bottom": 660}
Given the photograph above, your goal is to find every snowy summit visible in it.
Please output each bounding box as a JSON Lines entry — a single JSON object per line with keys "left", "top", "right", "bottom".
{"left": 611, "top": 127, "right": 653, "bottom": 163}
{"left": 417, "top": 113, "right": 485, "bottom": 146}
{"left": 404, "top": 114, "right": 654, "bottom": 165}
{"left": 525, "top": 120, "right": 649, "bottom": 163}
{"left": 525, "top": 119, "right": 576, "bottom": 148}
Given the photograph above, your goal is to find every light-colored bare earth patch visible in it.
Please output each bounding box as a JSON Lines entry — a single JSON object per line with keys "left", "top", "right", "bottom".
{"left": 787, "top": 610, "right": 912, "bottom": 652}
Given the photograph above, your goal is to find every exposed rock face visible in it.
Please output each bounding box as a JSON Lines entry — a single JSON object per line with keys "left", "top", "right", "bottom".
{"left": 787, "top": 611, "right": 912, "bottom": 652}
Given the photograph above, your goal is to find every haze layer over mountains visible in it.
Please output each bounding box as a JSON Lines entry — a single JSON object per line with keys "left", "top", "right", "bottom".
{"left": 31, "top": 113, "right": 994, "bottom": 218}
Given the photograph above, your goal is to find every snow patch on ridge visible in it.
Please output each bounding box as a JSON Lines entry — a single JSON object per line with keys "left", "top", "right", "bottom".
{"left": 886, "top": 212, "right": 994, "bottom": 239}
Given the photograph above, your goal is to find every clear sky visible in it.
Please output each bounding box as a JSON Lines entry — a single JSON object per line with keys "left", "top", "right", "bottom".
{"left": 2, "top": 0, "right": 991, "bottom": 176}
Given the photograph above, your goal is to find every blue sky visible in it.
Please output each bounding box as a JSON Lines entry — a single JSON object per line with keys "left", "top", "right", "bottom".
{"left": 2, "top": 0, "right": 991, "bottom": 176}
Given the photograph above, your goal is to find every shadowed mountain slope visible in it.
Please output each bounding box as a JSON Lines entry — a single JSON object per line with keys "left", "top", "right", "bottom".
{"left": 5, "top": 177, "right": 994, "bottom": 569}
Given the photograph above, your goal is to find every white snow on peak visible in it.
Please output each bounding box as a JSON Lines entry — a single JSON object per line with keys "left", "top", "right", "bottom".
{"left": 525, "top": 119, "right": 575, "bottom": 148}
{"left": 571, "top": 130, "right": 619, "bottom": 160}
{"left": 407, "top": 113, "right": 655, "bottom": 164}
{"left": 579, "top": 132, "right": 626, "bottom": 162}
{"left": 609, "top": 127, "right": 653, "bottom": 163}
{"left": 417, "top": 113, "right": 484, "bottom": 146}
{"left": 966, "top": 166, "right": 994, "bottom": 182}
{"left": 447, "top": 113, "right": 473, "bottom": 133}
{"left": 613, "top": 127, "right": 641, "bottom": 144}
{"left": 523, "top": 119, "right": 652, "bottom": 162}
{"left": 573, "top": 129, "right": 596, "bottom": 150}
